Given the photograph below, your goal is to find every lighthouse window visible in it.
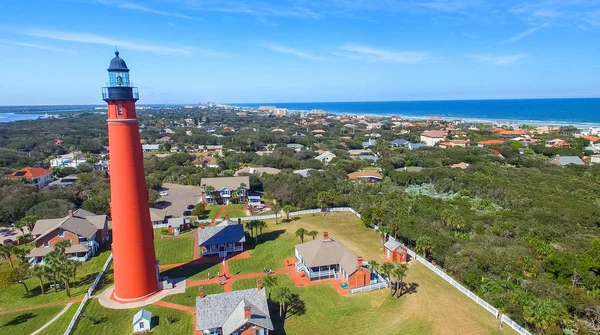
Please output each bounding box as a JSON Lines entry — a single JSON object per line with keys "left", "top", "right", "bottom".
{"left": 118, "top": 105, "right": 123, "bottom": 116}
{"left": 116, "top": 75, "right": 123, "bottom": 86}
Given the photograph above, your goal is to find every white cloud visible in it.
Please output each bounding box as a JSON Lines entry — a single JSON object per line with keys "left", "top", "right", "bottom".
{"left": 20, "top": 29, "right": 219, "bottom": 55}
{"left": 500, "top": 23, "right": 548, "bottom": 43}
{"left": 93, "top": 0, "right": 201, "bottom": 20}
{"left": 259, "top": 43, "right": 331, "bottom": 61}
{"left": 0, "top": 39, "right": 76, "bottom": 53}
{"left": 339, "top": 43, "right": 428, "bottom": 63}
{"left": 468, "top": 54, "right": 528, "bottom": 65}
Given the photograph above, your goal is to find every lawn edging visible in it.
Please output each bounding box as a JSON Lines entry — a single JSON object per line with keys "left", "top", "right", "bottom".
{"left": 64, "top": 253, "right": 113, "bottom": 335}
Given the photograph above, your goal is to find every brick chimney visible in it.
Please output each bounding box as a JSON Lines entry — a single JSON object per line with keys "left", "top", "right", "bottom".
{"left": 357, "top": 256, "right": 363, "bottom": 267}
{"left": 198, "top": 286, "right": 205, "bottom": 298}
{"left": 257, "top": 279, "right": 262, "bottom": 291}
{"left": 244, "top": 306, "right": 251, "bottom": 319}
{"left": 323, "top": 231, "right": 329, "bottom": 239}
{"left": 68, "top": 210, "right": 73, "bottom": 217}
{"left": 201, "top": 192, "right": 207, "bottom": 205}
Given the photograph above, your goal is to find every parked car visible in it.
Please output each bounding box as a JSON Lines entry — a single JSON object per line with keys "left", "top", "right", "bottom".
{"left": 159, "top": 191, "right": 168, "bottom": 196}
{"left": 183, "top": 210, "right": 192, "bottom": 216}
{"left": 187, "top": 204, "right": 195, "bottom": 209}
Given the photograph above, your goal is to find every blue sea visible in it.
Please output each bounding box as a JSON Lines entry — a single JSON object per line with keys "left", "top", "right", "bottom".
{"left": 232, "top": 98, "right": 600, "bottom": 127}
{"left": 0, "top": 113, "right": 45, "bottom": 123}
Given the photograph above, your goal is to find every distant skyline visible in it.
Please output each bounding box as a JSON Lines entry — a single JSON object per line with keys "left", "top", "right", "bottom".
{"left": 1, "top": 0, "right": 599, "bottom": 105}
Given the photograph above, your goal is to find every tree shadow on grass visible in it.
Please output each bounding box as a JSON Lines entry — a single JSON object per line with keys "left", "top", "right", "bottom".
{"left": 246, "top": 230, "right": 285, "bottom": 251}
{"left": 161, "top": 261, "right": 217, "bottom": 281}
{"left": 2, "top": 313, "right": 36, "bottom": 327}
{"left": 404, "top": 282, "right": 419, "bottom": 295}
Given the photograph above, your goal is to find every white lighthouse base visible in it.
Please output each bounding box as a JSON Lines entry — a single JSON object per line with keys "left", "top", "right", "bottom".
{"left": 98, "top": 278, "right": 186, "bottom": 310}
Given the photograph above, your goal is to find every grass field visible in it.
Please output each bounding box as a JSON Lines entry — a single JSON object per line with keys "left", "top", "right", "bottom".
{"left": 160, "top": 262, "right": 221, "bottom": 281}
{"left": 162, "top": 284, "right": 224, "bottom": 307}
{"left": 0, "top": 250, "right": 111, "bottom": 311}
{"left": 38, "top": 302, "right": 81, "bottom": 335}
{"left": 73, "top": 299, "right": 193, "bottom": 335}
{"left": 154, "top": 235, "right": 195, "bottom": 265}
{"left": 207, "top": 204, "right": 248, "bottom": 219}
{"left": 0, "top": 306, "right": 63, "bottom": 335}
{"left": 229, "top": 212, "right": 513, "bottom": 335}
{"left": 228, "top": 230, "right": 296, "bottom": 275}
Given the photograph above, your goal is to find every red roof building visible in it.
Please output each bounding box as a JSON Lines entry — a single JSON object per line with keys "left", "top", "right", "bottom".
{"left": 7, "top": 167, "right": 54, "bottom": 189}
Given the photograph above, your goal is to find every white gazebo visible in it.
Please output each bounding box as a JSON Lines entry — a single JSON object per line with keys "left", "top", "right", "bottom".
{"left": 133, "top": 309, "right": 152, "bottom": 333}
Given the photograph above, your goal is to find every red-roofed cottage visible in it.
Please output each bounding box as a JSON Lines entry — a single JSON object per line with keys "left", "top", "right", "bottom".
{"left": 7, "top": 167, "right": 54, "bottom": 189}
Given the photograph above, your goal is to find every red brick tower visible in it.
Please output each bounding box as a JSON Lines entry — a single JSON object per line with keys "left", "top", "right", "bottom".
{"left": 102, "top": 51, "right": 159, "bottom": 301}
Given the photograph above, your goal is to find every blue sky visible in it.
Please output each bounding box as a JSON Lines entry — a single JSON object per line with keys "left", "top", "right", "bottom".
{"left": 1, "top": 0, "right": 599, "bottom": 105}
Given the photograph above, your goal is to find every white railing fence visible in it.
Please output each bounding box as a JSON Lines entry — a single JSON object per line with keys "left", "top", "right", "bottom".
{"left": 502, "top": 314, "right": 530, "bottom": 335}
{"left": 230, "top": 206, "right": 363, "bottom": 222}
{"left": 349, "top": 281, "right": 387, "bottom": 294}
{"left": 64, "top": 253, "right": 113, "bottom": 335}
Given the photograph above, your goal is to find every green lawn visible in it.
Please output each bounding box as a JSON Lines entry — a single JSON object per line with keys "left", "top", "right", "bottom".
{"left": 160, "top": 262, "right": 221, "bottom": 281}
{"left": 0, "top": 306, "right": 63, "bottom": 335}
{"left": 0, "top": 250, "right": 111, "bottom": 311}
{"left": 73, "top": 299, "right": 194, "bottom": 335}
{"left": 207, "top": 205, "right": 224, "bottom": 219}
{"left": 228, "top": 230, "right": 296, "bottom": 275}
{"left": 154, "top": 236, "right": 194, "bottom": 265}
{"left": 38, "top": 302, "right": 81, "bottom": 335}
{"left": 162, "top": 284, "right": 224, "bottom": 307}
{"left": 207, "top": 204, "right": 248, "bottom": 220}
{"left": 231, "top": 275, "right": 286, "bottom": 291}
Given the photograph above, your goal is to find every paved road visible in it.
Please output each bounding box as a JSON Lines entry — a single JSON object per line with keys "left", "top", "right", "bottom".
{"left": 155, "top": 183, "right": 203, "bottom": 217}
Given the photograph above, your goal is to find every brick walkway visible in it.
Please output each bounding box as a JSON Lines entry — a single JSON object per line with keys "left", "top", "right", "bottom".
{"left": 0, "top": 297, "right": 83, "bottom": 315}
{"left": 210, "top": 205, "right": 227, "bottom": 225}
{"left": 153, "top": 300, "right": 196, "bottom": 313}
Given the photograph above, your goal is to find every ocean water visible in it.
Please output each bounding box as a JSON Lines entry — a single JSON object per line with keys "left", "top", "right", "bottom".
{"left": 232, "top": 98, "right": 600, "bottom": 127}
{"left": 0, "top": 113, "right": 45, "bottom": 123}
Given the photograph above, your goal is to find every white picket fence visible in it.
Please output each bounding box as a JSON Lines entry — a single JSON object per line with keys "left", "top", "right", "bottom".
{"left": 402, "top": 244, "right": 530, "bottom": 335}
{"left": 349, "top": 281, "right": 388, "bottom": 294}
{"left": 64, "top": 253, "right": 113, "bottom": 335}
{"left": 230, "top": 206, "right": 363, "bottom": 222}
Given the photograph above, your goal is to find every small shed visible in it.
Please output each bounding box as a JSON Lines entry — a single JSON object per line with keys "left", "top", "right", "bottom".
{"left": 133, "top": 309, "right": 152, "bottom": 333}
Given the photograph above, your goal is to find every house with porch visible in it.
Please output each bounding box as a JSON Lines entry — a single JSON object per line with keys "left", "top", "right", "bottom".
{"left": 27, "top": 209, "right": 109, "bottom": 264}
{"left": 196, "top": 283, "right": 273, "bottom": 335}
{"left": 200, "top": 176, "right": 250, "bottom": 205}
{"left": 383, "top": 237, "right": 409, "bottom": 263}
{"left": 198, "top": 220, "right": 246, "bottom": 257}
{"left": 7, "top": 167, "right": 54, "bottom": 189}
{"left": 294, "top": 232, "right": 373, "bottom": 288}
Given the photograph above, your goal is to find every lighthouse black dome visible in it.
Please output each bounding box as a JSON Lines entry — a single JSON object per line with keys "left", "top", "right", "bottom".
{"left": 108, "top": 51, "right": 130, "bottom": 72}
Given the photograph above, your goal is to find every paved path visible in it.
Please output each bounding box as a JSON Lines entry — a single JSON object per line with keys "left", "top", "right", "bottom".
{"left": 30, "top": 302, "right": 74, "bottom": 335}
{"left": 152, "top": 300, "right": 196, "bottom": 313}
{"left": 210, "top": 205, "right": 227, "bottom": 225}
{"left": 0, "top": 298, "right": 83, "bottom": 316}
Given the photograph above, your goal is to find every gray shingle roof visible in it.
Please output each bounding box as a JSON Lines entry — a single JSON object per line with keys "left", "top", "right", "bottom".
{"left": 384, "top": 238, "right": 401, "bottom": 252}
{"left": 198, "top": 221, "right": 246, "bottom": 246}
{"left": 201, "top": 177, "right": 250, "bottom": 191}
{"left": 551, "top": 155, "right": 585, "bottom": 166}
{"left": 32, "top": 209, "right": 105, "bottom": 243}
{"left": 390, "top": 139, "right": 409, "bottom": 146}
{"left": 196, "top": 288, "right": 273, "bottom": 334}
{"left": 133, "top": 309, "right": 152, "bottom": 324}
{"left": 295, "top": 237, "right": 359, "bottom": 275}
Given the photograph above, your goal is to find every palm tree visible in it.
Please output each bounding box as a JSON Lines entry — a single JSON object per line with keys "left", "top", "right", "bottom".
{"left": 18, "top": 215, "right": 38, "bottom": 237}
{"left": 54, "top": 240, "right": 72, "bottom": 254}
{"left": 31, "top": 265, "right": 48, "bottom": 295}
{"left": 273, "top": 286, "right": 292, "bottom": 318}
{"left": 415, "top": 236, "right": 434, "bottom": 260}
{"left": 271, "top": 204, "right": 282, "bottom": 224}
{"left": 13, "top": 248, "right": 28, "bottom": 264}
{"left": 13, "top": 221, "right": 27, "bottom": 242}
{"left": 255, "top": 221, "right": 267, "bottom": 241}
{"left": 368, "top": 260, "right": 380, "bottom": 273}
{"left": 379, "top": 262, "right": 394, "bottom": 281}
{"left": 524, "top": 299, "right": 567, "bottom": 334}
{"left": 295, "top": 228, "right": 307, "bottom": 243}
{"left": 307, "top": 230, "right": 319, "bottom": 240}
{"left": 392, "top": 263, "right": 408, "bottom": 298}
{"left": 11, "top": 264, "right": 30, "bottom": 293}
{"left": 0, "top": 245, "right": 14, "bottom": 268}
{"left": 281, "top": 205, "right": 295, "bottom": 221}
{"left": 45, "top": 250, "right": 68, "bottom": 292}
{"left": 57, "top": 264, "right": 72, "bottom": 297}
{"left": 68, "top": 259, "right": 81, "bottom": 287}
{"left": 262, "top": 276, "right": 278, "bottom": 299}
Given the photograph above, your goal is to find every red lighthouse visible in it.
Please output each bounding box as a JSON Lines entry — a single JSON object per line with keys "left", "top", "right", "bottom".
{"left": 103, "top": 51, "right": 159, "bottom": 301}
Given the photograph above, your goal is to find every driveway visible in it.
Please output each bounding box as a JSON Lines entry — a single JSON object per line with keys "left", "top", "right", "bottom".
{"left": 0, "top": 226, "right": 27, "bottom": 245}
{"left": 154, "top": 183, "right": 203, "bottom": 217}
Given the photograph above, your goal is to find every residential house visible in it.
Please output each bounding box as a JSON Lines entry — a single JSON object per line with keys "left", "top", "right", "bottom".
{"left": 546, "top": 138, "right": 572, "bottom": 148}
{"left": 192, "top": 155, "right": 219, "bottom": 168}
{"left": 234, "top": 167, "right": 281, "bottom": 177}
{"left": 293, "top": 168, "right": 322, "bottom": 178}
{"left": 27, "top": 209, "right": 109, "bottom": 264}
{"left": 362, "top": 138, "right": 377, "bottom": 149}
{"left": 93, "top": 160, "right": 109, "bottom": 172}
{"left": 549, "top": 155, "right": 584, "bottom": 166}
{"left": 156, "top": 136, "right": 171, "bottom": 143}
{"left": 407, "top": 142, "right": 425, "bottom": 151}
{"left": 167, "top": 217, "right": 191, "bottom": 236}
{"left": 200, "top": 145, "right": 224, "bottom": 153}
{"left": 7, "top": 167, "right": 54, "bottom": 189}
{"left": 48, "top": 174, "right": 78, "bottom": 188}
{"left": 196, "top": 284, "right": 273, "bottom": 335}
{"left": 314, "top": 151, "right": 336, "bottom": 163}
{"left": 390, "top": 139, "right": 409, "bottom": 147}
{"left": 420, "top": 130, "right": 447, "bottom": 146}
{"left": 491, "top": 128, "right": 527, "bottom": 138}
{"left": 449, "top": 162, "right": 470, "bottom": 169}
{"left": 395, "top": 166, "right": 424, "bottom": 172}
{"left": 286, "top": 143, "right": 305, "bottom": 151}
{"left": 200, "top": 176, "right": 251, "bottom": 205}
{"left": 170, "top": 146, "right": 180, "bottom": 153}
{"left": 198, "top": 220, "right": 246, "bottom": 257}
{"left": 149, "top": 208, "right": 168, "bottom": 226}
{"left": 141, "top": 144, "right": 160, "bottom": 151}
{"left": 50, "top": 154, "right": 87, "bottom": 168}
{"left": 477, "top": 139, "right": 505, "bottom": 147}
{"left": 311, "top": 129, "right": 326, "bottom": 134}
{"left": 586, "top": 143, "right": 600, "bottom": 154}
{"left": 591, "top": 154, "right": 600, "bottom": 164}
{"left": 133, "top": 309, "right": 152, "bottom": 333}
{"left": 295, "top": 232, "right": 373, "bottom": 288}
{"left": 347, "top": 171, "right": 383, "bottom": 183}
